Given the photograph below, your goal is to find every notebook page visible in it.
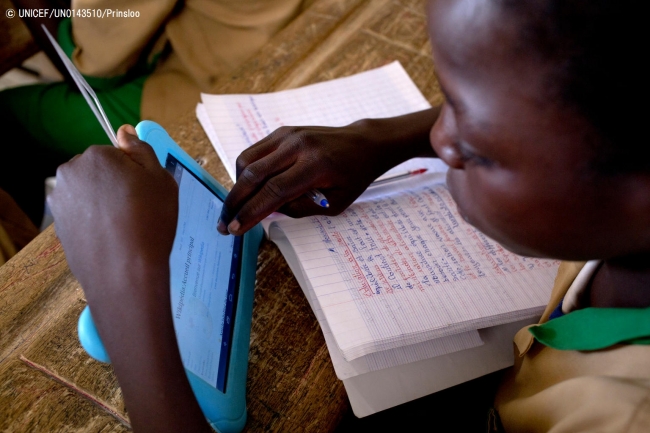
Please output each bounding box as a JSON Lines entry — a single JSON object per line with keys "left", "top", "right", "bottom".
{"left": 276, "top": 177, "right": 559, "bottom": 360}
{"left": 269, "top": 223, "right": 484, "bottom": 379}
{"left": 199, "top": 61, "right": 431, "bottom": 181}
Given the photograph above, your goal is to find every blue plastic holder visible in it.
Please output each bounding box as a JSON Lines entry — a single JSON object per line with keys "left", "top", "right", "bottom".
{"left": 77, "top": 121, "right": 262, "bottom": 433}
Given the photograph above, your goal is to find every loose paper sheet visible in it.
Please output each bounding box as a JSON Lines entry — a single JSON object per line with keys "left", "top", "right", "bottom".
{"left": 197, "top": 61, "right": 433, "bottom": 181}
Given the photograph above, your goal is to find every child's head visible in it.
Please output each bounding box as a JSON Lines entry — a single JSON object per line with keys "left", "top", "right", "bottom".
{"left": 426, "top": 0, "right": 648, "bottom": 261}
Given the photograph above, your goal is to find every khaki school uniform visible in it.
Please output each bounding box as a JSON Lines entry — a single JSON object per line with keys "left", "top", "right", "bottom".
{"left": 494, "top": 262, "right": 650, "bottom": 432}
{"left": 70, "top": 0, "right": 314, "bottom": 127}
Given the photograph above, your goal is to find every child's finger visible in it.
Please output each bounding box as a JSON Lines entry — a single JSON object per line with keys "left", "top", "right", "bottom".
{"left": 116, "top": 125, "right": 160, "bottom": 169}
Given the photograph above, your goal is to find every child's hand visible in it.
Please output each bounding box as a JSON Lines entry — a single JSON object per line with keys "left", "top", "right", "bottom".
{"left": 217, "top": 124, "right": 387, "bottom": 235}
{"left": 49, "top": 126, "right": 212, "bottom": 432}
{"left": 49, "top": 125, "right": 179, "bottom": 308}
{"left": 218, "top": 108, "right": 440, "bottom": 235}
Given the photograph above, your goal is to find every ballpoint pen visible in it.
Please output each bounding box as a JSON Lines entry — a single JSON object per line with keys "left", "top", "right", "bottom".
{"left": 307, "top": 189, "right": 330, "bottom": 208}
{"left": 306, "top": 169, "right": 427, "bottom": 208}
{"left": 369, "top": 168, "right": 428, "bottom": 187}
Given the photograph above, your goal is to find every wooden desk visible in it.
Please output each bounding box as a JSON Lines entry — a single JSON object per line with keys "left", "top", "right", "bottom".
{"left": 0, "top": 0, "right": 441, "bottom": 430}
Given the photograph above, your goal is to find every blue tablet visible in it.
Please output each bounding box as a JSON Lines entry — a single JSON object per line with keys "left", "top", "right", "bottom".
{"left": 77, "top": 121, "right": 262, "bottom": 433}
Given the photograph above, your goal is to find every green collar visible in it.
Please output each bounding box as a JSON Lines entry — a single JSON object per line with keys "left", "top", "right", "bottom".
{"left": 529, "top": 307, "right": 650, "bottom": 350}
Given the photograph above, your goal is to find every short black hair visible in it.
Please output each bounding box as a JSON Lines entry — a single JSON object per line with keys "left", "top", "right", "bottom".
{"left": 500, "top": 0, "right": 645, "bottom": 172}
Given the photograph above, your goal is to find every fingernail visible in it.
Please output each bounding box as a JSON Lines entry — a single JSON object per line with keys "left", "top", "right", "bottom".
{"left": 117, "top": 125, "right": 140, "bottom": 150}
{"left": 228, "top": 219, "right": 240, "bottom": 235}
{"left": 217, "top": 218, "right": 228, "bottom": 234}
{"left": 123, "top": 124, "right": 137, "bottom": 136}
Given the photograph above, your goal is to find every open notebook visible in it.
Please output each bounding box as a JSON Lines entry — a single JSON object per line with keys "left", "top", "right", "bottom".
{"left": 197, "top": 62, "right": 559, "bottom": 413}
{"left": 268, "top": 170, "right": 558, "bottom": 359}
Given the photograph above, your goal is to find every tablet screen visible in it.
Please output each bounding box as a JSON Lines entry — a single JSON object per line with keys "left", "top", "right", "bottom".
{"left": 165, "top": 154, "right": 242, "bottom": 393}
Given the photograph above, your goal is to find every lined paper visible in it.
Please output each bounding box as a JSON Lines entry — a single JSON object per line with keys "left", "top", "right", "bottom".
{"left": 198, "top": 61, "right": 432, "bottom": 181}
{"left": 275, "top": 176, "right": 559, "bottom": 360}
{"left": 272, "top": 221, "right": 485, "bottom": 378}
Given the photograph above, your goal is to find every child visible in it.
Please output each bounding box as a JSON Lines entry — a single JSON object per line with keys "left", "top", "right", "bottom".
{"left": 49, "top": 0, "right": 649, "bottom": 431}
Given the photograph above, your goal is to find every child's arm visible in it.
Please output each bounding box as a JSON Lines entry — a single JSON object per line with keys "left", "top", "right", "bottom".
{"left": 49, "top": 126, "right": 212, "bottom": 432}
{"left": 218, "top": 107, "right": 441, "bottom": 236}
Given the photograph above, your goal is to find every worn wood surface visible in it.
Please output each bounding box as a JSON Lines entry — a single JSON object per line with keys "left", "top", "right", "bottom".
{"left": 0, "top": 0, "right": 39, "bottom": 76}
{"left": 0, "top": 0, "right": 439, "bottom": 431}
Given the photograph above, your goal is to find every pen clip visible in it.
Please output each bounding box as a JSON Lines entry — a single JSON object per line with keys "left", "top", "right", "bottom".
{"left": 41, "top": 24, "right": 119, "bottom": 147}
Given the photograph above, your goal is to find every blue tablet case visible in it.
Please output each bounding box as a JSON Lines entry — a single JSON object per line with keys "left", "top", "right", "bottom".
{"left": 77, "top": 120, "right": 262, "bottom": 433}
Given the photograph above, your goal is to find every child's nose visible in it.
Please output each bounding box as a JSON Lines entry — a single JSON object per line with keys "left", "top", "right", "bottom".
{"left": 429, "top": 104, "right": 464, "bottom": 170}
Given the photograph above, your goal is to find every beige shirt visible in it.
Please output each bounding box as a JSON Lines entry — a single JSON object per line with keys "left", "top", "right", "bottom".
{"left": 495, "top": 262, "right": 650, "bottom": 432}
{"left": 71, "top": 0, "right": 312, "bottom": 127}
